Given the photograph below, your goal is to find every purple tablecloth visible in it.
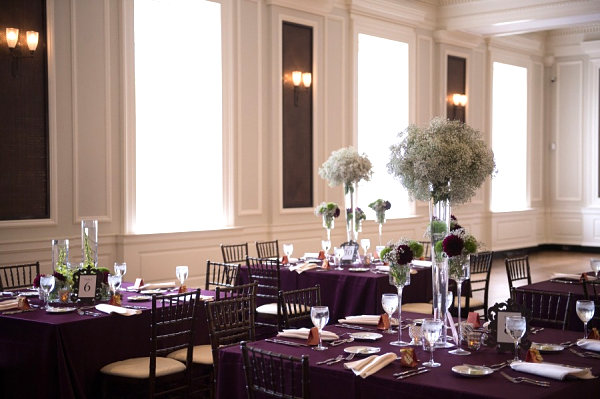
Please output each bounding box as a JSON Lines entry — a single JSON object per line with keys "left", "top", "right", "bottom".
{"left": 216, "top": 311, "right": 600, "bottom": 399}
{"left": 0, "top": 285, "right": 213, "bottom": 399}
{"left": 239, "top": 264, "right": 432, "bottom": 321}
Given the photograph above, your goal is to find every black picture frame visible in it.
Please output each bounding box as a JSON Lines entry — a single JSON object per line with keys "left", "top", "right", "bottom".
{"left": 486, "top": 298, "right": 532, "bottom": 353}
{"left": 71, "top": 266, "right": 103, "bottom": 303}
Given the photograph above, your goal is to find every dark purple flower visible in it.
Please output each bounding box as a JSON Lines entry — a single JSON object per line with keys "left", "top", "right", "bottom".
{"left": 396, "top": 244, "right": 414, "bottom": 265}
{"left": 33, "top": 274, "right": 44, "bottom": 288}
{"left": 384, "top": 201, "right": 391, "bottom": 210}
{"left": 53, "top": 271, "right": 66, "bottom": 282}
{"left": 442, "top": 234, "right": 464, "bottom": 257}
{"left": 451, "top": 215, "right": 457, "bottom": 221}
{"left": 334, "top": 206, "right": 340, "bottom": 218}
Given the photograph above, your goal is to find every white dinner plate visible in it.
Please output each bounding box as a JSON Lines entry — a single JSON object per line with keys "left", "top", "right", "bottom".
{"left": 348, "top": 268, "right": 370, "bottom": 272}
{"left": 128, "top": 295, "right": 152, "bottom": 302}
{"left": 18, "top": 291, "right": 39, "bottom": 297}
{"left": 46, "top": 306, "right": 77, "bottom": 314}
{"left": 349, "top": 332, "right": 383, "bottom": 341}
{"left": 531, "top": 343, "right": 564, "bottom": 353}
{"left": 344, "top": 346, "right": 381, "bottom": 355}
{"left": 140, "top": 289, "right": 167, "bottom": 294}
{"left": 451, "top": 364, "right": 494, "bottom": 377}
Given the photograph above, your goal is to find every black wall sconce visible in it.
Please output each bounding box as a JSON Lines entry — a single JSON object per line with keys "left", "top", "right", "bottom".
{"left": 448, "top": 93, "right": 467, "bottom": 122}
{"left": 291, "top": 70, "right": 311, "bottom": 106}
{"left": 4, "top": 27, "right": 39, "bottom": 77}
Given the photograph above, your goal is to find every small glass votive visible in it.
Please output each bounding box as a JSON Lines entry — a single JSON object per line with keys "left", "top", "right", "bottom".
{"left": 58, "top": 287, "right": 70, "bottom": 303}
{"left": 467, "top": 331, "right": 483, "bottom": 351}
{"left": 408, "top": 322, "right": 423, "bottom": 346}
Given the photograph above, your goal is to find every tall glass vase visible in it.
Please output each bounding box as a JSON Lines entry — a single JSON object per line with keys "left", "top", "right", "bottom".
{"left": 323, "top": 215, "right": 334, "bottom": 242}
{"left": 51, "top": 239, "right": 69, "bottom": 272}
{"left": 378, "top": 219, "right": 385, "bottom": 246}
{"left": 344, "top": 182, "right": 359, "bottom": 244}
{"left": 389, "top": 263, "right": 411, "bottom": 346}
{"left": 449, "top": 254, "right": 471, "bottom": 355}
{"left": 81, "top": 219, "right": 98, "bottom": 267}
{"left": 429, "top": 198, "right": 453, "bottom": 348}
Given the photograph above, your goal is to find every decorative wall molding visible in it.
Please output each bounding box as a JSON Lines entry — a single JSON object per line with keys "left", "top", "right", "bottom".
{"left": 266, "top": 0, "right": 335, "bottom": 15}
{"left": 487, "top": 35, "right": 545, "bottom": 56}
{"left": 347, "top": 0, "right": 430, "bottom": 28}
{"left": 433, "top": 30, "right": 483, "bottom": 49}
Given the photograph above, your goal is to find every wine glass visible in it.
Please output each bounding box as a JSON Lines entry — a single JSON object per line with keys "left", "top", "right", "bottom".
{"left": 321, "top": 240, "right": 331, "bottom": 256}
{"left": 310, "top": 306, "right": 330, "bottom": 351}
{"left": 360, "top": 238, "right": 371, "bottom": 258}
{"left": 108, "top": 274, "right": 122, "bottom": 297}
{"left": 422, "top": 319, "right": 443, "bottom": 367}
{"left": 283, "top": 244, "right": 294, "bottom": 260}
{"left": 381, "top": 293, "right": 398, "bottom": 334}
{"left": 334, "top": 247, "right": 344, "bottom": 271}
{"left": 576, "top": 300, "right": 595, "bottom": 339}
{"left": 40, "top": 275, "right": 55, "bottom": 310}
{"left": 591, "top": 259, "right": 600, "bottom": 279}
{"left": 176, "top": 265, "right": 189, "bottom": 287}
{"left": 505, "top": 315, "right": 526, "bottom": 362}
{"left": 114, "top": 262, "right": 127, "bottom": 279}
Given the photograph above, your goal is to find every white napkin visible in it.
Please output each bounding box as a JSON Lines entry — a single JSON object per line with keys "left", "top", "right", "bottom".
{"left": 288, "top": 263, "right": 319, "bottom": 274}
{"left": 577, "top": 339, "right": 600, "bottom": 352}
{"left": 510, "top": 361, "right": 596, "bottom": 380}
{"left": 0, "top": 299, "right": 19, "bottom": 311}
{"left": 344, "top": 352, "right": 397, "bottom": 378}
{"left": 303, "top": 253, "right": 320, "bottom": 259}
{"left": 140, "top": 281, "right": 177, "bottom": 290}
{"left": 376, "top": 265, "right": 390, "bottom": 272}
{"left": 282, "top": 257, "right": 299, "bottom": 264}
{"left": 550, "top": 273, "right": 583, "bottom": 281}
{"left": 200, "top": 295, "right": 215, "bottom": 302}
{"left": 411, "top": 260, "right": 432, "bottom": 268}
{"left": 277, "top": 328, "right": 339, "bottom": 341}
{"left": 338, "top": 315, "right": 399, "bottom": 326}
{"left": 96, "top": 304, "right": 142, "bottom": 316}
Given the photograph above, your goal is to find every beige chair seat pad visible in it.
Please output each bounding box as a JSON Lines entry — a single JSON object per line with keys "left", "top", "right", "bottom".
{"left": 401, "top": 303, "right": 433, "bottom": 314}
{"left": 453, "top": 296, "right": 484, "bottom": 308}
{"left": 100, "top": 357, "right": 185, "bottom": 379}
{"left": 167, "top": 344, "right": 212, "bottom": 365}
{"left": 256, "top": 302, "right": 279, "bottom": 315}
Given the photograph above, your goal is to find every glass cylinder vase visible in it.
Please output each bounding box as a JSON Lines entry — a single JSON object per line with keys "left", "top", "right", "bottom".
{"left": 323, "top": 215, "right": 334, "bottom": 242}
{"left": 389, "top": 263, "right": 411, "bottom": 346}
{"left": 449, "top": 254, "right": 471, "bottom": 355}
{"left": 429, "top": 198, "right": 452, "bottom": 348}
{"left": 51, "top": 239, "right": 69, "bottom": 272}
{"left": 81, "top": 219, "right": 98, "bottom": 267}
{"left": 344, "top": 182, "right": 359, "bottom": 244}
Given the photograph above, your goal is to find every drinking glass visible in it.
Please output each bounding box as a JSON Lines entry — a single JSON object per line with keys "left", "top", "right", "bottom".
{"left": 114, "top": 262, "right": 127, "bottom": 280}
{"left": 108, "top": 274, "right": 122, "bottom": 296}
{"left": 283, "top": 244, "right": 294, "bottom": 259}
{"left": 422, "top": 319, "right": 443, "bottom": 367}
{"left": 360, "top": 238, "right": 371, "bottom": 257}
{"left": 40, "top": 275, "right": 56, "bottom": 310}
{"left": 381, "top": 293, "right": 398, "bottom": 334}
{"left": 505, "top": 315, "right": 526, "bottom": 362}
{"left": 310, "top": 306, "right": 330, "bottom": 351}
{"left": 449, "top": 258, "right": 471, "bottom": 355}
{"left": 408, "top": 322, "right": 423, "bottom": 346}
{"left": 591, "top": 259, "right": 600, "bottom": 279}
{"left": 467, "top": 331, "right": 483, "bottom": 351}
{"left": 176, "top": 265, "right": 189, "bottom": 286}
{"left": 321, "top": 240, "right": 331, "bottom": 256}
{"left": 375, "top": 246, "right": 386, "bottom": 263}
{"left": 334, "top": 247, "right": 344, "bottom": 271}
{"left": 576, "top": 300, "right": 595, "bottom": 339}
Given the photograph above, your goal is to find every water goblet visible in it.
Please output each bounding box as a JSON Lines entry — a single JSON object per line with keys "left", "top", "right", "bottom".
{"left": 422, "top": 319, "right": 443, "bottom": 367}
{"left": 334, "top": 247, "right": 344, "bottom": 271}
{"left": 505, "top": 315, "right": 527, "bottom": 362}
{"left": 360, "top": 238, "right": 371, "bottom": 258}
{"left": 108, "top": 274, "right": 122, "bottom": 296}
{"left": 381, "top": 293, "right": 398, "bottom": 334}
{"left": 40, "top": 275, "right": 56, "bottom": 310}
{"left": 576, "top": 300, "right": 595, "bottom": 339}
{"left": 310, "top": 306, "right": 330, "bottom": 351}
{"left": 176, "top": 265, "right": 189, "bottom": 287}
{"left": 114, "top": 262, "right": 127, "bottom": 279}
{"left": 321, "top": 240, "right": 331, "bottom": 256}
{"left": 283, "top": 244, "right": 294, "bottom": 260}
{"left": 591, "top": 258, "right": 600, "bottom": 279}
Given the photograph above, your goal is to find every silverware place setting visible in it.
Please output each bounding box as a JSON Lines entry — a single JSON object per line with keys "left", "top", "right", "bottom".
{"left": 499, "top": 371, "right": 550, "bottom": 387}
{"left": 568, "top": 347, "right": 600, "bottom": 359}
{"left": 395, "top": 368, "right": 430, "bottom": 379}
{"left": 264, "top": 338, "right": 308, "bottom": 347}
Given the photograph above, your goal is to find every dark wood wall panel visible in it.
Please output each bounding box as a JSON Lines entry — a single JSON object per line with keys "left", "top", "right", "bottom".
{"left": 447, "top": 55, "right": 466, "bottom": 123}
{"left": 282, "top": 22, "right": 313, "bottom": 209}
{"left": 0, "top": 0, "right": 49, "bottom": 220}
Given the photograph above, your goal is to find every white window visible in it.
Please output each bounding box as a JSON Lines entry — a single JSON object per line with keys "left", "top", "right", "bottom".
{"left": 357, "top": 33, "right": 411, "bottom": 219}
{"left": 491, "top": 61, "right": 528, "bottom": 212}
{"left": 133, "top": 0, "right": 225, "bottom": 233}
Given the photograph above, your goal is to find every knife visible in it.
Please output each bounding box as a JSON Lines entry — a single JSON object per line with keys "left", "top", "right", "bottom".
{"left": 265, "top": 338, "right": 308, "bottom": 347}
{"left": 396, "top": 368, "right": 430, "bottom": 379}
{"left": 335, "top": 324, "right": 376, "bottom": 331}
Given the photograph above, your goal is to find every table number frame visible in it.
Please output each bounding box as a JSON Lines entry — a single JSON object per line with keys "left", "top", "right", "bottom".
{"left": 486, "top": 299, "right": 532, "bottom": 353}
{"left": 340, "top": 241, "right": 359, "bottom": 264}
{"left": 71, "top": 266, "right": 103, "bottom": 303}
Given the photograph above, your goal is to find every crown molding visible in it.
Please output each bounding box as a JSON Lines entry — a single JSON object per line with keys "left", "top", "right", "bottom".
{"left": 487, "top": 34, "right": 545, "bottom": 56}
{"left": 265, "top": 0, "right": 335, "bottom": 15}
{"left": 582, "top": 40, "right": 600, "bottom": 58}
{"left": 346, "top": 0, "right": 431, "bottom": 28}
{"left": 433, "top": 29, "right": 483, "bottom": 48}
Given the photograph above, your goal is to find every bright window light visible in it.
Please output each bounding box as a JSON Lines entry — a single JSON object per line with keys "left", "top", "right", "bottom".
{"left": 357, "top": 33, "right": 411, "bottom": 219}
{"left": 134, "top": 0, "right": 224, "bottom": 233}
{"left": 491, "top": 61, "right": 528, "bottom": 212}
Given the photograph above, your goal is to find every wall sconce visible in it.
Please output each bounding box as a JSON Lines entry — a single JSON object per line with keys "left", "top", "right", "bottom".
{"left": 449, "top": 93, "right": 467, "bottom": 121}
{"left": 292, "top": 70, "right": 312, "bottom": 106}
{"left": 4, "top": 27, "right": 39, "bottom": 77}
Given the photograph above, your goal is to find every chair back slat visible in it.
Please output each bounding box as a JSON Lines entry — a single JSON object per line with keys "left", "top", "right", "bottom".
{"left": 0, "top": 262, "right": 40, "bottom": 291}
{"left": 246, "top": 257, "right": 281, "bottom": 302}
{"left": 505, "top": 256, "right": 532, "bottom": 291}
{"left": 221, "top": 243, "right": 249, "bottom": 264}
{"left": 205, "top": 260, "right": 240, "bottom": 290}
{"left": 216, "top": 281, "right": 258, "bottom": 301}
{"left": 511, "top": 288, "right": 571, "bottom": 330}
{"left": 280, "top": 285, "right": 321, "bottom": 329}
{"left": 256, "top": 240, "right": 280, "bottom": 259}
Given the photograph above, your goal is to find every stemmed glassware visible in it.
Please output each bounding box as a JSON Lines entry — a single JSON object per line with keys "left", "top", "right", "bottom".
{"left": 360, "top": 239, "right": 371, "bottom": 259}
{"left": 381, "top": 293, "right": 398, "bottom": 334}
{"left": 375, "top": 246, "right": 385, "bottom": 263}
{"left": 310, "top": 306, "right": 330, "bottom": 351}
{"left": 108, "top": 274, "right": 122, "bottom": 297}
{"left": 283, "top": 244, "right": 294, "bottom": 261}
{"left": 40, "top": 275, "right": 56, "bottom": 310}
{"left": 114, "top": 262, "right": 127, "bottom": 282}
{"left": 576, "top": 300, "right": 595, "bottom": 339}
{"left": 422, "top": 319, "right": 443, "bottom": 367}
{"left": 176, "top": 265, "right": 189, "bottom": 288}
{"left": 505, "top": 315, "right": 527, "bottom": 362}
{"left": 389, "top": 264, "right": 411, "bottom": 346}
{"left": 449, "top": 257, "right": 470, "bottom": 355}
{"left": 321, "top": 240, "right": 331, "bottom": 257}
{"left": 334, "top": 247, "right": 344, "bottom": 271}
{"left": 590, "top": 259, "right": 600, "bottom": 279}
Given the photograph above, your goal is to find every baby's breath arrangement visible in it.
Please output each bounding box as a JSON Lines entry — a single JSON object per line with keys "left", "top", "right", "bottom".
{"left": 387, "top": 117, "right": 495, "bottom": 204}
{"left": 318, "top": 147, "right": 373, "bottom": 194}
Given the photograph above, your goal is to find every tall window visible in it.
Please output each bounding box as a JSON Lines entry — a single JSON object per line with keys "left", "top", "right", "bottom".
{"left": 134, "top": 0, "right": 224, "bottom": 233}
{"left": 357, "top": 33, "right": 410, "bottom": 218}
{"left": 491, "top": 61, "right": 528, "bottom": 212}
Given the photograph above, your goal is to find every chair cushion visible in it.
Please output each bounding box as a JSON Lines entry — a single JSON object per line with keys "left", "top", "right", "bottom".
{"left": 100, "top": 357, "right": 186, "bottom": 379}
{"left": 401, "top": 303, "right": 433, "bottom": 314}
{"left": 453, "top": 296, "right": 484, "bottom": 308}
{"left": 167, "top": 345, "right": 212, "bottom": 365}
{"left": 256, "top": 302, "right": 279, "bottom": 315}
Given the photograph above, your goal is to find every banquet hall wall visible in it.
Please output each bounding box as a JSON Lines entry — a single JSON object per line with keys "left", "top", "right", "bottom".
{"left": 0, "top": 0, "right": 599, "bottom": 287}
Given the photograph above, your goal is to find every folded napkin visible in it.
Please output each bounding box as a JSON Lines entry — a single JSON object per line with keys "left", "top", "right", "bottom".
{"left": 96, "top": 304, "right": 142, "bottom": 316}
{"left": 0, "top": 299, "right": 19, "bottom": 311}
{"left": 550, "top": 273, "right": 583, "bottom": 281}
{"left": 577, "top": 339, "right": 600, "bottom": 352}
{"left": 344, "top": 353, "right": 397, "bottom": 378}
{"left": 467, "top": 312, "right": 481, "bottom": 328}
{"left": 277, "top": 328, "right": 339, "bottom": 341}
{"left": 411, "top": 260, "right": 432, "bottom": 268}
{"left": 288, "top": 263, "right": 319, "bottom": 274}
{"left": 339, "top": 315, "right": 399, "bottom": 326}
{"left": 376, "top": 265, "right": 390, "bottom": 272}
{"left": 377, "top": 314, "right": 391, "bottom": 331}
{"left": 200, "top": 295, "right": 215, "bottom": 302}
{"left": 510, "top": 361, "right": 596, "bottom": 380}
{"left": 139, "top": 281, "right": 177, "bottom": 290}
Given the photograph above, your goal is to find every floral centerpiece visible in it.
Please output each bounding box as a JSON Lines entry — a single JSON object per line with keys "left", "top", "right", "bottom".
{"left": 315, "top": 202, "right": 340, "bottom": 241}
{"left": 346, "top": 207, "right": 366, "bottom": 240}
{"left": 319, "top": 147, "right": 372, "bottom": 243}
{"left": 369, "top": 199, "right": 391, "bottom": 245}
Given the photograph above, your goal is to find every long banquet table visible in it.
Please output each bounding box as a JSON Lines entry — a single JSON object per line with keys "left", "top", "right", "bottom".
{"left": 0, "top": 285, "right": 213, "bottom": 399}
{"left": 239, "top": 263, "right": 433, "bottom": 321}
{"left": 216, "top": 311, "right": 599, "bottom": 399}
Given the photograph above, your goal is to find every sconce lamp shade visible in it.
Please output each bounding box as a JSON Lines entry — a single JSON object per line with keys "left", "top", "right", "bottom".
{"left": 26, "top": 31, "right": 39, "bottom": 52}
{"left": 452, "top": 93, "right": 467, "bottom": 107}
{"left": 6, "top": 28, "right": 19, "bottom": 48}
{"left": 292, "top": 71, "right": 302, "bottom": 86}
{"left": 302, "top": 72, "right": 312, "bottom": 88}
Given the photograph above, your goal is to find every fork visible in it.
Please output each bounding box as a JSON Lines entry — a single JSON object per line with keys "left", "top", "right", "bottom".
{"left": 500, "top": 371, "right": 550, "bottom": 387}
{"left": 345, "top": 352, "right": 356, "bottom": 361}
{"left": 569, "top": 347, "right": 600, "bottom": 359}
{"left": 325, "top": 355, "right": 344, "bottom": 365}
{"left": 316, "top": 356, "right": 340, "bottom": 365}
